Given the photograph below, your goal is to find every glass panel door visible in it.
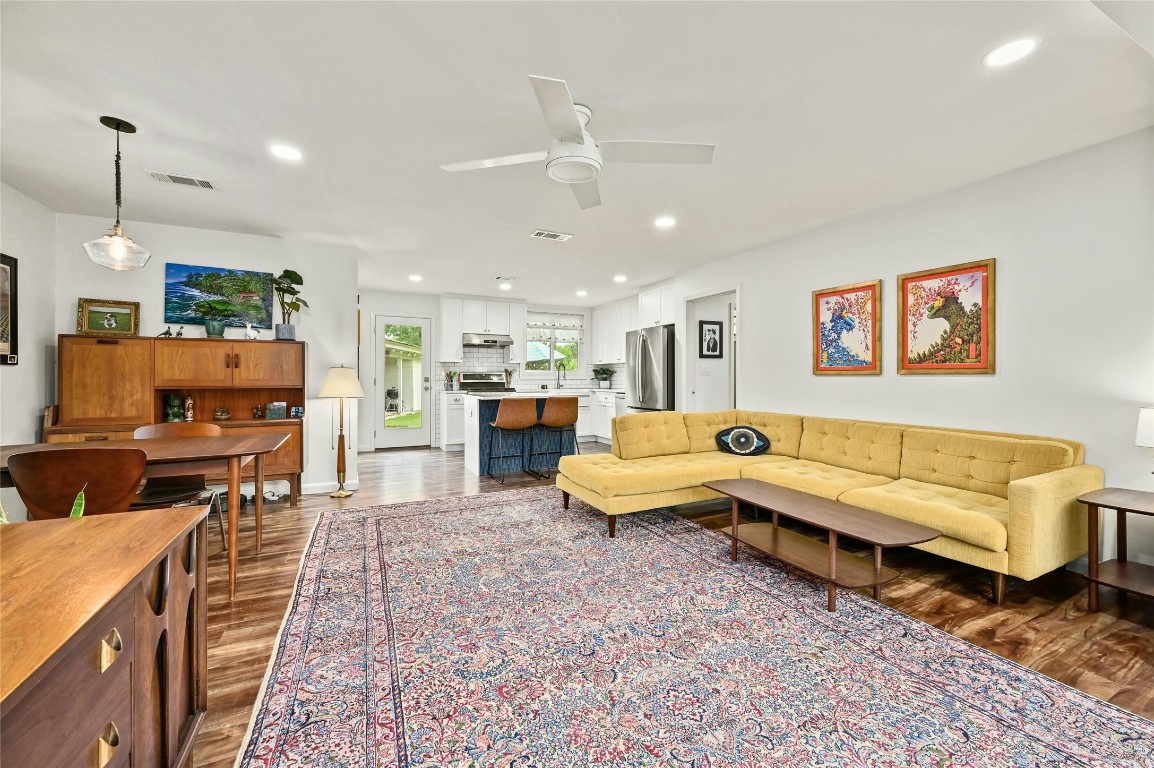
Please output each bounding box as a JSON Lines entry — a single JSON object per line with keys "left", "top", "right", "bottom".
{"left": 376, "top": 316, "right": 432, "bottom": 448}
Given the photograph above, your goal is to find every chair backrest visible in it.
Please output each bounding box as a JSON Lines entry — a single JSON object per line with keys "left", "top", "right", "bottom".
{"left": 493, "top": 398, "right": 539, "bottom": 430}
{"left": 134, "top": 422, "right": 223, "bottom": 439}
{"left": 7, "top": 447, "right": 148, "bottom": 520}
{"left": 539, "top": 396, "right": 578, "bottom": 428}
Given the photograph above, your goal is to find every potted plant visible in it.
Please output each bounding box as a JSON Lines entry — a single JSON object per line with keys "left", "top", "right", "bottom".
{"left": 193, "top": 300, "right": 236, "bottom": 338}
{"left": 592, "top": 367, "right": 615, "bottom": 389}
{"left": 271, "top": 269, "right": 308, "bottom": 340}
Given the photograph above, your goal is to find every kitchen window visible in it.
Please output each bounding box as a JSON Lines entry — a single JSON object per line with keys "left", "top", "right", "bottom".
{"left": 525, "top": 311, "right": 582, "bottom": 372}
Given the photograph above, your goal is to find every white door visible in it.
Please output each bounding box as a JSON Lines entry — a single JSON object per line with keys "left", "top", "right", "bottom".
{"left": 376, "top": 315, "right": 433, "bottom": 448}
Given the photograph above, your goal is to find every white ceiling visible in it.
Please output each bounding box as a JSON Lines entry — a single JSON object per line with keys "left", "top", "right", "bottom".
{"left": 2, "top": 2, "right": 1151, "bottom": 308}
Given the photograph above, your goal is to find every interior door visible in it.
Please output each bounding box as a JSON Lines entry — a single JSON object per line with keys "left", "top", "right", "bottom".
{"left": 376, "top": 316, "right": 432, "bottom": 448}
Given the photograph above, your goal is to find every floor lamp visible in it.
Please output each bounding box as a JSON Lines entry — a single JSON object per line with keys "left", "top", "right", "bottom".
{"left": 320, "top": 366, "right": 364, "bottom": 498}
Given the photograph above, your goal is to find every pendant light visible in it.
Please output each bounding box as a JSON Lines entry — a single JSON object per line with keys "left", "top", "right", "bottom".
{"left": 83, "top": 116, "right": 151, "bottom": 271}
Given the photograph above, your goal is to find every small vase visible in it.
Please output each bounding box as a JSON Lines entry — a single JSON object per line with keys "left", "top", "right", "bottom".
{"left": 275, "top": 324, "right": 296, "bottom": 340}
{"left": 599, "top": 380, "right": 612, "bottom": 389}
{"left": 204, "top": 319, "right": 226, "bottom": 338}
{"left": 445, "top": 381, "right": 454, "bottom": 391}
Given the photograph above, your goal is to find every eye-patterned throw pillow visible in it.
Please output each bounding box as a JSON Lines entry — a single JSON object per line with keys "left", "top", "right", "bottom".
{"left": 716, "top": 426, "right": 771, "bottom": 456}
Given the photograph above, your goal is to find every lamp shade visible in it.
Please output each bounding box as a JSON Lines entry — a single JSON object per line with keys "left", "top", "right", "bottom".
{"left": 319, "top": 366, "right": 364, "bottom": 399}
{"left": 83, "top": 225, "right": 151, "bottom": 271}
{"left": 1137, "top": 407, "right": 1154, "bottom": 448}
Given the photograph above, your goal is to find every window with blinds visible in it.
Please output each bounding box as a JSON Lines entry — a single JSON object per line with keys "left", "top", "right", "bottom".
{"left": 525, "top": 312, "right": 583, "bottom": 372}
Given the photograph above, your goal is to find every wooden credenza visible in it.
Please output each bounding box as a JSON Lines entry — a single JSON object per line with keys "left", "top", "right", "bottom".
{"left": 0, "top": 508, "right": 208, "bottom": 768}
{"left": 47, "top": 335, "right": 306, "bottom": 504}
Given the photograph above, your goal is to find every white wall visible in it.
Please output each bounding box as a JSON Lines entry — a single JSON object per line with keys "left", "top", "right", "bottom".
{"left": 671, "top": 128, "right": 1154, "bottom": 560}
{"left": 0, "top": 184, "right": 58, "bottom": 519}
{"left": 50, "top": 214, "right": 362, "bottom": 496}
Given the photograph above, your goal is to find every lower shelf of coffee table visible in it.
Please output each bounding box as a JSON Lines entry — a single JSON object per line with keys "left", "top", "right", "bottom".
{"left": 722, "top": 523, "right": 900, "bottom": 589}
{"left": 1087, "top": 560, "right": 1154, "bottom": 600}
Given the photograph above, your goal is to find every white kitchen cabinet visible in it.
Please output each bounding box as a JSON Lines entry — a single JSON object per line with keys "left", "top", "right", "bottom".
{"left": 592, "top": 391, "right": 615, "bottom": 440}
{"left": 438, "top": 297, "right": 463, "bottom": 362}
{"left": 439, "top": 391, "right": 465, "bottom": 450}
{"left": 591, "top": 305, "right": 609, "bottom": 364}
{"left": 622, "top": 297, "right": 639, "bottom": 334}
{"left": 576, "top": 395, "right": 592, "bottom": 439}
{"left": 591, "top": 299, "right": 634, "bottom": 364}
{"left": 507, "top": 302, "right": 526, "bottom": 363}
{"left": 462, "top": 299, "right": 510, "bottom": 334}
{"left": 638, "top": 283, "right": 675, "bottom": 327}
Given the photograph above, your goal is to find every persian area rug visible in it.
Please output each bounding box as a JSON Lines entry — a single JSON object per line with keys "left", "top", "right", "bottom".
{"left": 238, "top": 488, "right": 1154, "bottom": 768}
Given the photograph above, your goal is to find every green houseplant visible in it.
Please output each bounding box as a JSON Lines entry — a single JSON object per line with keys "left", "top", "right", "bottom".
{"left": 271, "top": 269, "right": 308, "bottom": 340}
{"left": 193, "top": 300, "right": 236, "bottom": 338}
{"left": 592, "top": 367, "right": 615, "bottom": 389}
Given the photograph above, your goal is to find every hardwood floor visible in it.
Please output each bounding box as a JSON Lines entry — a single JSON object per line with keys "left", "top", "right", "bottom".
{"left": 196, "top": 445, "right": 1154, "bottom": 766}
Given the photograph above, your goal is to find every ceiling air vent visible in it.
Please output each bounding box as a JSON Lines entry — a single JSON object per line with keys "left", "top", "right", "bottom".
{"left": 149, "top": 170, "right": 215, "bottom": 189}
{"left": 530, "top": 230, "right": 572, "bottom": 241}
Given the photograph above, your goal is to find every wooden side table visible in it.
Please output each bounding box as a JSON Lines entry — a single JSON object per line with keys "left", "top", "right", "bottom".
{"left": 1078, "top": 487, "right": 1154, "bottom": 611}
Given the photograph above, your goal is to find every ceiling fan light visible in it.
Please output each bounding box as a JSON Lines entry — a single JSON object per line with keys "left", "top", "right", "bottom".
{"left": 546, "top": 155, "right": 601, "bottom": 183}
{"left": 83, "top": 224, "right": 151, "bottom": 271}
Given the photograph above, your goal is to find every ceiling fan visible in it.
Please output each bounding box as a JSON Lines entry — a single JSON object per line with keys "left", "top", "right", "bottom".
{"left": 440, "top": 75, "right": 716, "bottom": 209}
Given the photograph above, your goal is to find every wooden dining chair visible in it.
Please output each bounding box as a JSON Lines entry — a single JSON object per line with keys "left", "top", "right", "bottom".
{"left": 7, "top": 447, "right": 147, "bottom": 520}
{"left": 130, "top": 422, "right": 228, "bottom": 548}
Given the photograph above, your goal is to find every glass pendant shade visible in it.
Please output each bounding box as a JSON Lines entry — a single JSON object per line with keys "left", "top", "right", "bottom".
{"left": 83, "top": 223, "right": 151, "bottom": 271}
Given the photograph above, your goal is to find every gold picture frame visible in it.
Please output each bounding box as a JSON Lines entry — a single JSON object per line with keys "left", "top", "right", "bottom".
{"left": 76, "top": 297, "right": 140, "bottom": 337}
{"left": 812, "top": 279, "right": 882, "bottom": 375}
{"left": 897, "top": 259, "right": 995, "bottom": 375}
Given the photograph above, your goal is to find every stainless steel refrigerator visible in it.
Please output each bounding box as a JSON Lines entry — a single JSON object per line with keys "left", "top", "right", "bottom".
{"left": 625, "top": 325, "right": 675, "bottom": 412}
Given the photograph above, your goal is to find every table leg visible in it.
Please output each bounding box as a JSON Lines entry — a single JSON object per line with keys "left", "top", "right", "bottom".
{"left": 254, "top": 454, "right": 264, "bottom": 554}
{"left": 828, "top": 531, "right": 838, "bottom": 612}
{"left": 1117, "top": 508, "right": 1127, "bottom": 563}
{"left": 730, "top": 498, "right": 739, "bottom": 561}
{"left": 772, "top": 509, "right": 779, "bottom": 529}
{"left": 227, "top": 456, "right": 241, "bottom": 599}
{"left": 873, "top": 545, "right": 882, "bottom": 601}
{"left": 1087, "top": 502, "right": 1099, "bottom": 612}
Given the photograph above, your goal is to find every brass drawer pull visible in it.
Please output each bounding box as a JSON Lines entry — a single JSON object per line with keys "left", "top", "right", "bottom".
{"left": 97, "top": 721, "right": 120, "bottom": 768}
{"left": 99, "top": 628, "right": 123, "bottom": 673}
{"left": 234, "top": 353, "right": 240, "bottom": 367}
{"left": 83, "top": 435, "right": 110, "bottom": 442}
{"left": 225, "top": 353, "right": 232, "bottom": 368}
{"left": 95, "top": 339, "right": 119, "bottom": 345}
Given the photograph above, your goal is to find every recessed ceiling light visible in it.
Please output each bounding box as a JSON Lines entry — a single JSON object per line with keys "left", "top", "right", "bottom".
{"left": 270, "top": 144, "right": 303, "bottom": 161}
{"left": 655, "top": 216, "right": 676, "bottom": 229}
{"left": 576, "top": 290, "right": 588, "bottom": 297}
{"left": 499, "top": 282, "right": 513, "bottom": 291}
{"left": 408, "top": 274, "right": 422, "bottom": 282}
{"left": 983, "top": 38, "right": 1037, "bottom": 67}
{"left": 614, "top": 275, "right": 627, "bottom": 283}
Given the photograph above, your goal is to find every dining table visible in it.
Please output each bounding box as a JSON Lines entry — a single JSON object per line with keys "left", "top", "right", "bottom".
{"left": 0, "top": 433, "right": 289, "bottom": 598}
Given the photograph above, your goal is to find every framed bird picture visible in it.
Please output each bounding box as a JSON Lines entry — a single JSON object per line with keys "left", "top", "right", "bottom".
{"left": 812, "top": 280, "right": 881, "bottom": 375}
{"left": 898, "top": 259, "right": 995, "bottom": 375}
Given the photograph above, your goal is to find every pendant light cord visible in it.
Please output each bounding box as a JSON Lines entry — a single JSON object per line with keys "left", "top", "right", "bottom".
{"left": 113, "top": 124, "right": 122, "bottom": 227}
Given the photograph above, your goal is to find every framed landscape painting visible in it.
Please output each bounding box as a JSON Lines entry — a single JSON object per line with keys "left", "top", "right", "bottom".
{"left": 76, "top": 298, "right": 140, "bottom": 337}
{"left": 812, "top": 279, "right": 881, "bottom": 375}
{"left": 164, "top": 263, "right": 274, "bottom": 328}
{"left": 898, "top": 259, "right": 995, "bottom": 375}
{"left": 0, "top": 254, "right": 17, "bottom": 364}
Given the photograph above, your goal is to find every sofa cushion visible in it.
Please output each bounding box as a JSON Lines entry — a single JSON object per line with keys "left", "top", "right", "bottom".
{"left": 798, "top": 417, "right": 904, "bottom": 479}
{"left": 685, "top": 410, "right": 739, "bottom": 452}
{"left": 612, "top": 411, "right": 692, "bottom": 460}
{"left": 735, "top": 411, "right": 803, "bottom": 458}
{"left": 900, "top": 429, "right": 1074, "bottom": 499}
{"left": 840, "top": 478, "right": 1010, "bottom": 552}
{"left": 740, "top": 459, "right": 892, "bottom": 500}
{"left": 559, "top": 452, "right": 789, "bottom": 498}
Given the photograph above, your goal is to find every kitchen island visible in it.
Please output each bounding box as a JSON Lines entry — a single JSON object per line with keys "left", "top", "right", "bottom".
{"left": 463, "top": 393, "right": 583, "bottom": 476}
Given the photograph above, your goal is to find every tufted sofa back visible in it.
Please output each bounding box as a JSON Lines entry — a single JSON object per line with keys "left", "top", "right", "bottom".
{"left": 899, "top": 429, "right": 1075, "bottom": 498}
{"left": 612, "top": 410, "right": 691, "bottom": 459}
{"left": 798, "top": 417, "right": 905, "bottom": 478}
{"left": 734, "top": 411, "right": 804, "bottom": 457}
{"left": 683, "top": 410, "right": 739, "bottom": 452}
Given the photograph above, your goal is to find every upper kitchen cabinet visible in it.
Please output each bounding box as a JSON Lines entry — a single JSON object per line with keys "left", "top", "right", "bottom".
{"left": 638, "top": 283, "right": 676, "bottom": 328}
{"left": 462, "top": 299, "right": 510, "bottom": 335}
{"left": 591, "top": 298, "right": 636, "bottom": 364}
{"left": 507, "top": 302, "right": 527, "bottom": 364}
{"left": 438, "top": 297, "right": 463, "bottom": 362}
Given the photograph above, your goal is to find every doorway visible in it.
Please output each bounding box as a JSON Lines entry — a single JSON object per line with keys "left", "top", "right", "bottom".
{"left": 376, "top": 316, "right": 432, "bottom": 448}
{"left": 686, "top": 291, "right": 737, "bottom": 411}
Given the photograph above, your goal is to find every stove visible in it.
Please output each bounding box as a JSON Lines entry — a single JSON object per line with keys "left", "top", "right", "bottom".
{"left": 458, "top": 371, "right": 515, "bottom": 394}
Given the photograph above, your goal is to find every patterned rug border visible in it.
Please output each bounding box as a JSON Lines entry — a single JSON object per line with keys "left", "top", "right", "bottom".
{"left": 235, "top": 487, "right": 1154, "bottom": 767}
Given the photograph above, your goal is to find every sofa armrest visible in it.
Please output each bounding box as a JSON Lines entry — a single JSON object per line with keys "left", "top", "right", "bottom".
{"left": 1006, "top": 464, "right": 1104, "bottom": 580}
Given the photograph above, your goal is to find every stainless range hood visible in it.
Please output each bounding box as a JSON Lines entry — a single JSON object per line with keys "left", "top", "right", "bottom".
{"left": 462, "top": 332, "right": 514, "bottom": 348}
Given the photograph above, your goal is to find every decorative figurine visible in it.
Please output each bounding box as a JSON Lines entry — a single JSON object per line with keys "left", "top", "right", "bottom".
{"left": 158, "top": 326, "right": 173, "bottom": 337}
{"left": 244, "top": 322, "right": 259, "bottom": 340}
{"left": 184, "top": 396, "right": 194, "bottom": 422}
{"left": 175, "top": 326, "right": 184, "bottom": 337}
{"left": 252, "top": 405, "right": 263, "bottom": 419}
{"left": 163, "top": 394, "right": 184, "bottom": 422}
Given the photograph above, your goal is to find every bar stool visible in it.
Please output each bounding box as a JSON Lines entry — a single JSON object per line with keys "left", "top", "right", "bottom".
{"left": 528, "top": 396, "right": 580, "bottom": 479}
{"left": 486, "top": 397, "right": 539, "bottom": 483}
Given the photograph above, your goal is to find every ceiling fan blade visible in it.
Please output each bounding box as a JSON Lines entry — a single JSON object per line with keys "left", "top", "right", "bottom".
{"left": 598, "top": 141, "right": 715, "bottom": 164}
{"left": 571, "top": 179, "right": 601, "bottom": 210}
{"left": 440, "top": 151, "right": 547, "bottom": 172}
{"left": 529, "top": 75, "right": 584, "bottom": 144}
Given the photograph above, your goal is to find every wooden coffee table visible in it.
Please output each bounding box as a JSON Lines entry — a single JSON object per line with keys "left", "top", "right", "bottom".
{"left": 704, "top": 478, "right": 941, "bottom": 611}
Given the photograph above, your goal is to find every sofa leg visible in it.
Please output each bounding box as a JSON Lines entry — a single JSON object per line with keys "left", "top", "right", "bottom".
{"left": 561, "top": 491, "right": 570, "bottom": 509}
{"left": 991, "top": 571, "right": 1005, "bottom": 605}
{"left": 608, "top": 515, "right": 616, "bottom": 538}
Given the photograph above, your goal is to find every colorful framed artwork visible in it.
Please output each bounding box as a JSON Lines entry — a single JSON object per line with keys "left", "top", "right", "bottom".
{"left": 0, "top": 254, "right": 17, "bottom": 364}
{"left": 813, "top": 279, "right": 881, "bottom": 375}
{"left": 898, "top": 259, "right": 995, "bottom": 375}
{"left": 699, "top": 320, "right": 723, "bottom": 358}
{"left": 76, "top": 298, "right": 140, "bottom": 337}
{"left": 164, "top": 263, "right": 274, "bottom": 328}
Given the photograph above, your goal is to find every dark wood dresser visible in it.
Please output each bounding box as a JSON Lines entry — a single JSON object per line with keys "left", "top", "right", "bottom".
{"left": 1, "top": 507, "right": 208, "bottom": 767}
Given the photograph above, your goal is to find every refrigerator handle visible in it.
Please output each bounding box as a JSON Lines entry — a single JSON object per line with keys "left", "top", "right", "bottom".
{"left": 636, "top": 332, "right": 646, "bottom": 403}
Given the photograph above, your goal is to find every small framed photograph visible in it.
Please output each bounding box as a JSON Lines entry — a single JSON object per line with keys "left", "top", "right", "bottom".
{"left": 76, "top": 297, "right": 140, "bottom": 337}
{"left": 898, "top": 259, "right": 995, "bottom": 375}
{"left": 699, "top": 320, "right": 723, "bottom": 359}
{"left": 813, "top": 279, "right": 882, "bottom": 375}
{"left": 289, "top": 406, "right": 305, "bottom": 418}
{"left": 1, "top": 254, "right": 17, "bottom": 364}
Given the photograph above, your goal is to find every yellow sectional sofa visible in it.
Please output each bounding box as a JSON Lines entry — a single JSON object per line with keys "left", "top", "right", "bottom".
{"left": 555, "top": 410, "right": 1103, "bottom": 602}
